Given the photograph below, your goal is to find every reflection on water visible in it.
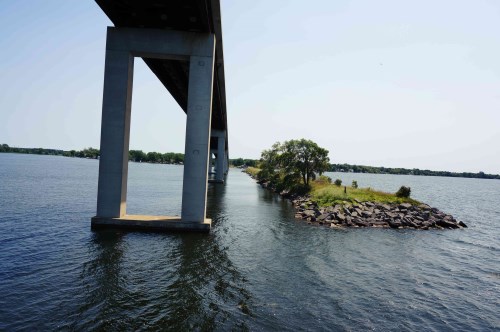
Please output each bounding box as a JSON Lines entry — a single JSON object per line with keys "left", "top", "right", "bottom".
{"left": 71, "top": 180, "right": 252, "bottom": 330}
{"left": 0, "top": 154, "right": 499, "bottom": 331}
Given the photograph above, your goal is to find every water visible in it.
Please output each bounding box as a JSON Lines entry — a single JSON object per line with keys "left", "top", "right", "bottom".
{"left": 0, "top": 153, "right": 498, "bottom": 331}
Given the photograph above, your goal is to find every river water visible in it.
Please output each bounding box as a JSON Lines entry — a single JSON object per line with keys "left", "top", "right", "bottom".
{"left": 0, "top": 153, "right": 498, "bottom": 331}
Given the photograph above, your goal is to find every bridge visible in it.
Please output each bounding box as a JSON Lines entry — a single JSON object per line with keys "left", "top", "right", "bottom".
{"left": 91, "top": 0, "right": 228, "bottom": 232}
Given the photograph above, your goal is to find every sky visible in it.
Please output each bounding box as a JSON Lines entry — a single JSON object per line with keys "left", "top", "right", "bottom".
{"left": 1, "top": 0, "right": 499, "bottom": 174}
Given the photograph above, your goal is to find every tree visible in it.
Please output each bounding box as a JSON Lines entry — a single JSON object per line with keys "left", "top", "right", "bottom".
{"left": 258, "top": 139, "right": 330, "bottom": 190}
{"left": 129, "top": 150, "right": 147, "bottom": 162}
{"left": 0, "top": 144, "right": 10, "bottom": 152}
{"left": 280, "top": 139, "right": 330, "bottom": 185}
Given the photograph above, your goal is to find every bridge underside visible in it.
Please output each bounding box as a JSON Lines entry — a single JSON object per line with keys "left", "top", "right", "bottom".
{"left": 95, "top": 0, "right": 227, "bottom": 134}
{"left": 91, "top": 0, "right": 227, "bottom": 232}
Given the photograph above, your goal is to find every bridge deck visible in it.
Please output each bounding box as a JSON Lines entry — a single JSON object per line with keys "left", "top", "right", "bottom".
{"left": 95, "top": 0, "right": 227, "bottom": 134}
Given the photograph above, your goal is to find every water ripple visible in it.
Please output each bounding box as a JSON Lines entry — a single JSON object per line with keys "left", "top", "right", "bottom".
{"left": 0, "top": 154, "right": 499, "bottom": 330}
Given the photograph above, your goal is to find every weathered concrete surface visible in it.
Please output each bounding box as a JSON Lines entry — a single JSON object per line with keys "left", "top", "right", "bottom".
{"left": 181, "top": 51, "right": 215, "bottom": 223}
{"left": 96, "top": 46, "right": 134, "bottom": 218}
{"left": 91, "top": 215, "right": 211, "bottom": 232}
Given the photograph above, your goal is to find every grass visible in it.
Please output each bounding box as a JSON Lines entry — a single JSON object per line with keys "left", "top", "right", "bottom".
{"left": 242, "top": 167, "right": 420, "bottom": 206}
{"left": 245, "top": 166, "right": 261, "bottom": 177}
{"left": 311, "top": 181, "right": 421, "bottom": 207}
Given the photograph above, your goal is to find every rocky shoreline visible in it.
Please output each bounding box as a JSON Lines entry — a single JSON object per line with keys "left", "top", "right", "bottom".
{"left": 245, "top": 170, "right": 467, "bottom": 230}
{"left": 292, "top": 196, "right": 467, "bottom": 230}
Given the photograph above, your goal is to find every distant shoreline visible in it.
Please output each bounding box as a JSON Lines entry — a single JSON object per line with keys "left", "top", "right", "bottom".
{"left": 1, "top": 143, "right": 498, "bottom": 180}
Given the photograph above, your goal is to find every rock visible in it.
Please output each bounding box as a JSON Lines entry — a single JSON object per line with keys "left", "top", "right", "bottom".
{"left": 303, "top": 210, "right": 316, "bottom": 217}
{"left": 388, "top": 220, "right": 402, "bottom": 228}
{"left": 386, "top": 212, "right": 397, "bottom": 219}
{"left": 421, "top": 221, "right": 432, "bottom": 228}
{"left": 370, "top": 221, "right": 388, "bottom": 227}
{"left": 278, "top": 183, "right": 462, "bottom": 231}
{"left": 382, "top": 203, "right": 392, "bottom": 210}
{"left": 318, "top": 213, "right": 329, "bottom": 222}
{"left": 400, "top": 203, "right": 412, "bottom": 209}
{"left": 408, "top": 221, "right": 419, "bottom": 228}
{"left": 354, "top": 219, "right": 369, "bottom": 227}
{"left": 361, "top": 211, "right": 372, "bottom": 218}
{"left": 402, "top": 217, "right": 413, "bottom": 226}
{"left": 436, "top": 218, "right": 458, "bottom": 229}
{"left": 418, "top": 204, "right": 431, "bottom": 210}
{"left": 336, "top": 214, "right": 346, "bottom": 222}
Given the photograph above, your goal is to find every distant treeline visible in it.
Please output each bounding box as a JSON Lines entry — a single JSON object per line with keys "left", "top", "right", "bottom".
{"left": 0, "top": 144, "right": 250, "bottom": 166}
{"left": 329, "top": 163, "right": 500, "bottom": 180}
{"left": 0, "top": 144, "right": 100, "bottom": 159}
{"left": 0, "top": 144, "right": 183, "bottom": 164}
{"left": 2, "top": 144, "right": 497, "bottom": 179}
{"left": 128, "top": 150, "right": 184, "bottom": 164}
{"left": 230, "top": 158, "right": 258, "bottom": 167}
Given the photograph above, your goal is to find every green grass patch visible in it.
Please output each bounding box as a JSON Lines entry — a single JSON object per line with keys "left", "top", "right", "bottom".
{"left": 245, "top": 166, "right": 261, "bottom": 177}
{"left": 311, "top": 182, "right": 421, "bottom": 207}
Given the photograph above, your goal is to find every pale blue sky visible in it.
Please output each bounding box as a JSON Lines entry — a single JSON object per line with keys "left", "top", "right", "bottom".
{"left": 1, "top": 0, "right": 499, "bottom": 174}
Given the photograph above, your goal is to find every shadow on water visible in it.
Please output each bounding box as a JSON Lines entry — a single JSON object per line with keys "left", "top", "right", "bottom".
{"left": 71, "top": 180, "right": 252, "bottom": 330}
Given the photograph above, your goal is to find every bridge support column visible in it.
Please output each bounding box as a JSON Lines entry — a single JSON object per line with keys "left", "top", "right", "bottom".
{"left": 181, "top": 54, "right": 215, "bottom": 223}
{"left": 95, "top": 47, "right": 134, "bottom": 218}
{"left": 209, "top": 150, "right": 214, "bottom": 174}
{"left": 92, "top": 26, "right": 216, "bottom": 232}
{"left": 213, "top": 130, "right": 227, "bottom": 183}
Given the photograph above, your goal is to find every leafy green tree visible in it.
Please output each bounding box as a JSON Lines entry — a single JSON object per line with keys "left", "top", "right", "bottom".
{"left": 146, "top": 152, "right": 162, "bottom": 163}
{"left": 0, "top": 144, "right": 10, "bottom": 152}
{"left": 258, "top": 139, "right": 330, "bottom": 191}
{"left": 279, "top": 139, "right": 330, "bottom": 185}
{"left": 129, "top": 150, "right": 147, "bottom": 162}
{"left": 395, "top": 186, "right": 411, "bottom": 198}
{"left": 258, "top": 141, "right": 284, "bottom": 187}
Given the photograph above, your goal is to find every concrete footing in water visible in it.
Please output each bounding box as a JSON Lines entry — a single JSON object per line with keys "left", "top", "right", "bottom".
{"left": 91, "top": 215, "right": 211, "bottom": 232}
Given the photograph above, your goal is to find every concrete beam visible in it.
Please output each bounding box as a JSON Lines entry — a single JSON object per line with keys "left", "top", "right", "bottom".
{"left": 106, "top": 27, "right": 215, "bottom": 59}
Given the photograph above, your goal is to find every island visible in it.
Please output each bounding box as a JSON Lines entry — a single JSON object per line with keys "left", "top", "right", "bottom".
{"left": 244, "top": 138, "right": 467, "bottom": 230}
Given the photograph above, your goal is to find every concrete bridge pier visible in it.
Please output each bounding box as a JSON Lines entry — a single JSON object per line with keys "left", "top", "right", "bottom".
{"left": 210, "top": 129, "right": 227, "bottom": 183}
{"left": 92, "top": 26, "right": 216, "bottom": 232}
{"left": 209, "top": 151, "right": 215, "bottom": 175}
